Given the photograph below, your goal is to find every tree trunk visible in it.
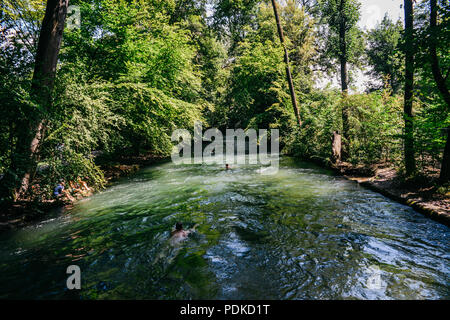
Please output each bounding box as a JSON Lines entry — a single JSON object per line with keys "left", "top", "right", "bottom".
{"left": 440, "top": 129, "right": 450, "bottom": 182}
{"left": 430, "top": 0, "right": 450, "bottom": 182}
{"left": 14, "top": 0, "right": 69, "bottom": 200}
{"left": 403, "top": 0, "right": 416, "bottom": 176}
{"left": 430, "top": 0, "right": 450, "bottom": 107}
{"left": 270, "top": 0, "right": 302, "bottom": 128}
{"left": 339, "top": 0, "right": 349, "bottom": 160}
{"left": 332, "top": 130, "right": 342, "bottom": 163}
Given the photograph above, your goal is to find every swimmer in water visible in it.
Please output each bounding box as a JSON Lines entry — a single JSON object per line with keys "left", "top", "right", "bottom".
{"left": 225, "top": 163, "right": 230, "bottom": 170}
{"left": 170, "top": 222, "right": 198, "bottom": 243}
{"left": 153, "top": 222, "right": 200, "bottom": 265}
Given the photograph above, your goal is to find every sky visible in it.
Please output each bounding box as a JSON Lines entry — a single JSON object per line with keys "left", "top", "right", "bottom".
{"left": 358, "top": 0, "right": 404, "bottom": 30}
{"left": 352, "top": 0, "right": 404, "bottom": 92}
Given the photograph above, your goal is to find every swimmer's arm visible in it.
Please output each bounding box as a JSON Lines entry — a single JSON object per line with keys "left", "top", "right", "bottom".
{"left": 187, "top": 224, "right": 200, "bottom": 234}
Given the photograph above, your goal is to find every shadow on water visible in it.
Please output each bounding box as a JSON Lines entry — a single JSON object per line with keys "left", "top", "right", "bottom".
{"left": 0, "top": 156, "right": 449, "bottom": 299}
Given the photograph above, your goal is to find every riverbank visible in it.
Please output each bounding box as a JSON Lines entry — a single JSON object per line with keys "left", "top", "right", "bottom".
{"left": 0, "top": 153, "right": 168, "bottom": 232}
{"left": 332, "top": 162, "right": 450, "bottom": 227}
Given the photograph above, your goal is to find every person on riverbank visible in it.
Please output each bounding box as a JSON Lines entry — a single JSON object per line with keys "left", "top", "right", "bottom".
{"left": 53, "top": 181, "right": 65, "bottom": 198}
{"left": 78, "top": 177, "right": 92, "bottom": 196}
{"left": 69, "top": 181, "right": 84, "bottom": 200}
{"left": 53, "top": 180, "right": 75, "bottom": 202}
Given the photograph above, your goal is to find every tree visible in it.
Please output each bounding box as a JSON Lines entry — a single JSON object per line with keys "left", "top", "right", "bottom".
{"left": 366, "top": 15, "right": 404, "bottom": 94}
{"left": 318, "top": 0, "right": 365, "bottom": 159}
{"left": 403, "top": 0, "right": 416, "bottom": 176}
{"left": 429, "top": 0, "right": 450, "bottom": 182}
{"left": 211, "top": 0, "right": 259, "bottom": 55}
{"left": 270, "top": 0, "right": 301, "bottom": 127}
{"left": 9, "top": 0, "right": 69, "bottom": 200}
{"left": 283, "top": 0, "right": 317, "bottom": 98}
{"left": 0, "top": 0, "right": 46, "bottom": 78}
{"left": 218, "top": 1, "right": 316, "bottom": 131}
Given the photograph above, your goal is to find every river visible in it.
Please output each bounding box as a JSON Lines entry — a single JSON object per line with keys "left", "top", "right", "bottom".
{"left": 0, "top": 156, "right": 448, "bottom": 299}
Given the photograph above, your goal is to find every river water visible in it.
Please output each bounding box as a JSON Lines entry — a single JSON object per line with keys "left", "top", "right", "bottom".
{"left": 0, "top": 156, "right": 448, "bottom": 299}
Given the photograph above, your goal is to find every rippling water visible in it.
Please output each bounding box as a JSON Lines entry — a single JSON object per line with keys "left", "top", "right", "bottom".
{"left": 0, "top": 157, "right": 449, "bottom": 299}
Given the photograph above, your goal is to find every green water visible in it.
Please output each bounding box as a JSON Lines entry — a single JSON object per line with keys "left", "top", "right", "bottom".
{"left": 0, "top": 157, "right": 449, "bottom": 299}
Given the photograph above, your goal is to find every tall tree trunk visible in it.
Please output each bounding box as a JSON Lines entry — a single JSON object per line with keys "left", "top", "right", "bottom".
{"left": 14, "top": 0, "right": 69, "bottom": 200}
{"left": 339, "top": 0, "right": 349, "bottom": 161}
{"left": 430, "top": 0, "right": 450, "bottom": 182}
{"left": 270, "top": 0, "right": 302, "bottom": 128}
{"left": 403, "top": 0, "right": 416, "bottom": 176}
{"left": 430, "top": 0, "right": 450, "bottom": 107}
{"left": 441, "top": 129, "right": 450, "bottom": 182}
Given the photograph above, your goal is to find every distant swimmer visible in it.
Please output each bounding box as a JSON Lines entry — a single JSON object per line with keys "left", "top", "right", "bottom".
{"left": 225, "top": 164, "right": 230, "bottom": 170}
{"left": 170, "top": 222, "right": 198, "bottom": 243}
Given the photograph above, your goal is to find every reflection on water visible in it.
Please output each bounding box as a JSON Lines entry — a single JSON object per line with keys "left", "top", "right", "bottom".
{"left": 0, "top": 157, "right": 449, "bottom": 299}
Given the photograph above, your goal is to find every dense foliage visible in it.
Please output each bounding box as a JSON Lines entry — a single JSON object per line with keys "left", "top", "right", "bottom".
{"left": 0, "top": 0, "right": 449, "bottom": 203}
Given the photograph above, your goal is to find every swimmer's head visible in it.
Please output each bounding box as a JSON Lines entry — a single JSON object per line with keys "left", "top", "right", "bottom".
{"left": 175, "top": 222, "right": 183, "bottom": 231}
{"left": 225, "top": 164, "right": 229, "bottom": 169}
